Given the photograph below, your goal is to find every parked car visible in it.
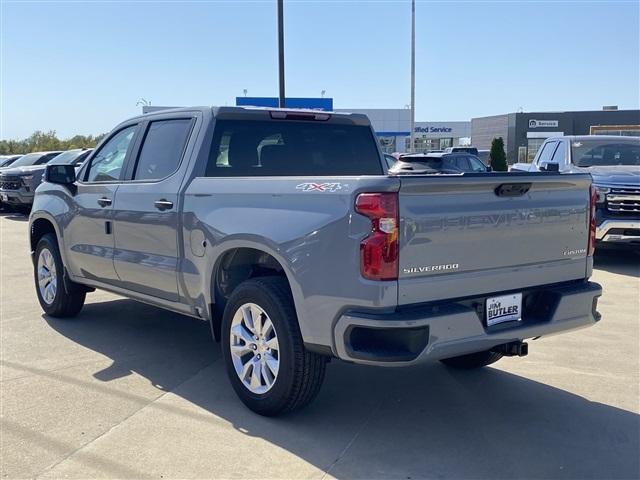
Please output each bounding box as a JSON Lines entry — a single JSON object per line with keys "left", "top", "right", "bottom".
{"left": 390, "top": 152, "right": 491, "bottom": 174}
{"left": 1, "top": 149, "right": 91, "bottom": 210}
{"left": 0, "top": 150, "right": 90, "bottom": 210}
{"left": 0, "top": 154, "right": 23, "bottom": 168}
{"left": 511, "top": 136, "right": 639, "bottom": 247}
{"left": 444, "top": 146, "right": 479, "bottom": 156}
{"left": 0, "top": 151, "right": 61, "bottom": 210}
{"left": 30, "top": 106, "right": 601, "bottom": 416}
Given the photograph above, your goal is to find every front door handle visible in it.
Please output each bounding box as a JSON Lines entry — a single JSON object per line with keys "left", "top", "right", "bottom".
{"left": 97, "top": 197, "right": 112, "bottom": 207}
{"left": 154, "top": 199, "right": 174, "bottom": 211}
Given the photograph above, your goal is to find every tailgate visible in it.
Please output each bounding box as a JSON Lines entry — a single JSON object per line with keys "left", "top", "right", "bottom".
{"left": 398, "top": 172, "right": 592, "bottom": 305}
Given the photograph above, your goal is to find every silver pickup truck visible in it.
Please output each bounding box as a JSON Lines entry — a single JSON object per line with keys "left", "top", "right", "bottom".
{"left": 512, "top": 135, "right": 640, "bottom": 247}
{"left": 30, "top": 107, "right": 602, "bottom": 415}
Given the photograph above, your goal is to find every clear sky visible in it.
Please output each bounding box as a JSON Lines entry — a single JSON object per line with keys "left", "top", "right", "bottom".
{"left": 1, "top": 0, "right": 639, "bottom": 139}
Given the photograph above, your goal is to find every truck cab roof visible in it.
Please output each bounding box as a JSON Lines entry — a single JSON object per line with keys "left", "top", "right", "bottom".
{"left": 135, "top": 105, "right": 371, "bottom": 126}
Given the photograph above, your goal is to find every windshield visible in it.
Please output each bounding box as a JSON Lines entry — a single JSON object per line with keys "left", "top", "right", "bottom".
{"left": 50, "top": 150, "right": 84, "bottom": 165}
{"left": 8, "top": 153, "right": 48, "bottom": 168}
{"left": 572, "top": 139, "right": 640, "bottom": 167}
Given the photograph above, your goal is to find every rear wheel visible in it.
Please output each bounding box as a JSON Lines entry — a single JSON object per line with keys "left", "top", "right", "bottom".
{"left": 440, "top": 349, "right": 503, "bottom": 369}
{"left": 34, "top": 234, "right": 85, "bottom": 317}
{"left": 221, "top": 277, "right": 326, "bottom": 416}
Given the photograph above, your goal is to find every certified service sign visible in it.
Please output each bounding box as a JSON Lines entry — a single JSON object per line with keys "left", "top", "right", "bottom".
{"left": 529, "top": 119, "right": 559, "bottom": 128}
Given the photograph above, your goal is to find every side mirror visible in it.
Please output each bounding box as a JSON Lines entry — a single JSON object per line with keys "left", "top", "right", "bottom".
{"left": 486, "top": 166, "right": 493, "bottom": 172}
{"left": 541, "top": 163, "right": 559, "bottom": 172}
{"left": 45, "top": 164, "right": 76, "bottom": 185}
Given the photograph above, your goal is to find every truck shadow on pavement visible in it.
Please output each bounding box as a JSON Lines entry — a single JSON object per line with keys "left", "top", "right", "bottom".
{"left": 0, "top": 210, "right": 29, "bottom": 221}
{"left": 594, "top": 248, "right": 640, "bottom": 278}
{"left": 42, "top": 298, "right": 640, "bottom": 480}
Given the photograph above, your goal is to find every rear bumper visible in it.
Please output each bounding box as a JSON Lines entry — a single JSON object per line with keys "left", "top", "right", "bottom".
{"left": 596, "top": 219, "right": 640, "bottom": 244}
{"left": 333, "top": 281, "right": 602, "bottom": 366}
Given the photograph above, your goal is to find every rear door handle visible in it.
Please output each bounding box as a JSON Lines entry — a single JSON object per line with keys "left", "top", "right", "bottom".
{"left": 97, "top": 197, "right": 112, "bottom": 207}
{"left": 154, "top": 199, "right": 173, "bottom": 211}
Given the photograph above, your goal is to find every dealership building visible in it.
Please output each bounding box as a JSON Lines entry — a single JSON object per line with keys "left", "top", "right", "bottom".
{"left": 334, "top": 109, "right": 470, "bottom": 153}
{"left": 472, "top": 108, "right": 640, "bottom": 164}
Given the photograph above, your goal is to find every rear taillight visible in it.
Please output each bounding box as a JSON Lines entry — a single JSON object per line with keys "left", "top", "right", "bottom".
{"left": 588, "top": 185, "right": 597, "bottom": 256}
{"left": 355, "top": 193, "right": 399, "bottom": 281}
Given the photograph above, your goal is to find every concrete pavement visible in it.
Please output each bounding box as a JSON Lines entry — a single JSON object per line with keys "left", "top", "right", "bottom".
{"left": 1, "top": 211, "right": 639, "bottom": 479}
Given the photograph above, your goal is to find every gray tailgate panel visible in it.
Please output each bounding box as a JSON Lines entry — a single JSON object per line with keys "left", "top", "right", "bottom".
{"left": 397, "top": 173, "right": 592, "bottom": 305}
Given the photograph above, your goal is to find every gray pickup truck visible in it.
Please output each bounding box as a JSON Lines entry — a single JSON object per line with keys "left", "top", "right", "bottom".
{"left": 511, "top": 135, "right": 640, "bottom": 247}
{"left": 30, "top": 107, "right": 602, "bottom": 415}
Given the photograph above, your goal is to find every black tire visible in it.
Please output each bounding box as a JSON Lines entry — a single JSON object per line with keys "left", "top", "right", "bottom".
{"left": 221, "top": 277, "right": 326, "bottom": 416}
{"left": 440, "top": 349, "right": 503, "bottom": 369}
{"left": 34, "top": 234, "right": 86, "bottom": 317}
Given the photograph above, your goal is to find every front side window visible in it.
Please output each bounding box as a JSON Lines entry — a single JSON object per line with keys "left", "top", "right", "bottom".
{"left": 454, "top": 156, "right": 471, "bottom": 171}
{"left": 536, "top": 141, "right": 558, "bottom": 165}
{"left": 133, "top": 119, "right": 193, "bottom": 180}
{"left": 469, "top": 156, "right": 487, "bottom": 172}
{"left": 206, "top": 120, "right": 383, "bottom": 177}
{"left": 86, "top": 126, "right": 137, "bottom": 182}
{"left": 550, "top": 142, "right": 566, "bottom": 164}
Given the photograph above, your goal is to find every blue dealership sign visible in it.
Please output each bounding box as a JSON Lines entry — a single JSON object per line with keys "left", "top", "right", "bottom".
{"left": 236, "top": 97, "right": 333, "bottom": 111}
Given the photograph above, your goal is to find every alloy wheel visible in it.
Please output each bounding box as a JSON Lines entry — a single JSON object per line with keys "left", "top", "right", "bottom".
{"left": 37, "top": 248, "right": 57, "bottom": 305}
{"left": 229, "top": 302, "right": 280, "bottom": 394}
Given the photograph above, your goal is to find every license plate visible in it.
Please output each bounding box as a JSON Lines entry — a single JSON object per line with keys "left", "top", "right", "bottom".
{"left": 486, "top": 293, "right": 522, "bottom": 326}
{"left": 0, "top": 194, "right": 7, "bottom": 202}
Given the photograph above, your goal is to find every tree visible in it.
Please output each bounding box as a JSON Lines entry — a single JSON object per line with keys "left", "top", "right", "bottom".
{"left": 0, "top": 131, "right": 106, "bottom": 155}
{"left": 489, "top": 137, "right": 508, "bottom": 171}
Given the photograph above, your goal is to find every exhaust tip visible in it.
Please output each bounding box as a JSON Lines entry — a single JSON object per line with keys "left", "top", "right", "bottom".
{"left": 494, "top": 341, "right": 528, "bottom": 357}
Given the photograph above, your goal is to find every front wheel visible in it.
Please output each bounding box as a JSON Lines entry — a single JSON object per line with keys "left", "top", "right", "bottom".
{"left": 440, "top": 350, "right": 503, "bottom": 369}
{"left": 221, "top": 277, "right": 326, "bottom": 416}
{"left": 34, "top": 234, "right": 85, "bottom": 317}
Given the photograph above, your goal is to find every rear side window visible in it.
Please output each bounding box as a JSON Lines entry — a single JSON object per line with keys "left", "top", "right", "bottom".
{"left": 206, "top": 120, "right": 383, "bottom": 176}
{"left": 134, "top": 119, "right": 193, "bottom": 181}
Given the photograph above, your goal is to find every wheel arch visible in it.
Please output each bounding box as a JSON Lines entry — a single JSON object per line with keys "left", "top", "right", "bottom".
{"left": 208, "top": 244, "right": 297, "bottom": 342}
{"left": 30, "top": 214, "right": 62, "bottom": 255}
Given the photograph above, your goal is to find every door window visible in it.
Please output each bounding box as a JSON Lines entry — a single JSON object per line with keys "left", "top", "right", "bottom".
{"left": 550, "top": 142, "right": 566, "bottom": 164}
{"left": 535, "top": 141, "right": 557, "bottom": 165}
{"left": 469, "top": 156, "right": 487, "bottom": 172}
{"left": 86, "top": 126, "right": 137, "bottom": 182}
{"left": 133, "top": 119, "right": 193, "bottom": 180}
{"left": 455, "top": 155, "right": 471, "bottom": 171}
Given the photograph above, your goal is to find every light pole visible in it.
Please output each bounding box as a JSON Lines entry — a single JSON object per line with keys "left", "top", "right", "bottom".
{"left": 277, "top": 0, "right": 285, "bottom": 108}
{"left": 409, "top": 0, "right": 416, "bottom": 153}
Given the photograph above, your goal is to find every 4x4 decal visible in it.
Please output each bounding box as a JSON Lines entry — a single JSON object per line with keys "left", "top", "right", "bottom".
{"left": 295, "top": 182, "right": 346, "bottom": 192}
